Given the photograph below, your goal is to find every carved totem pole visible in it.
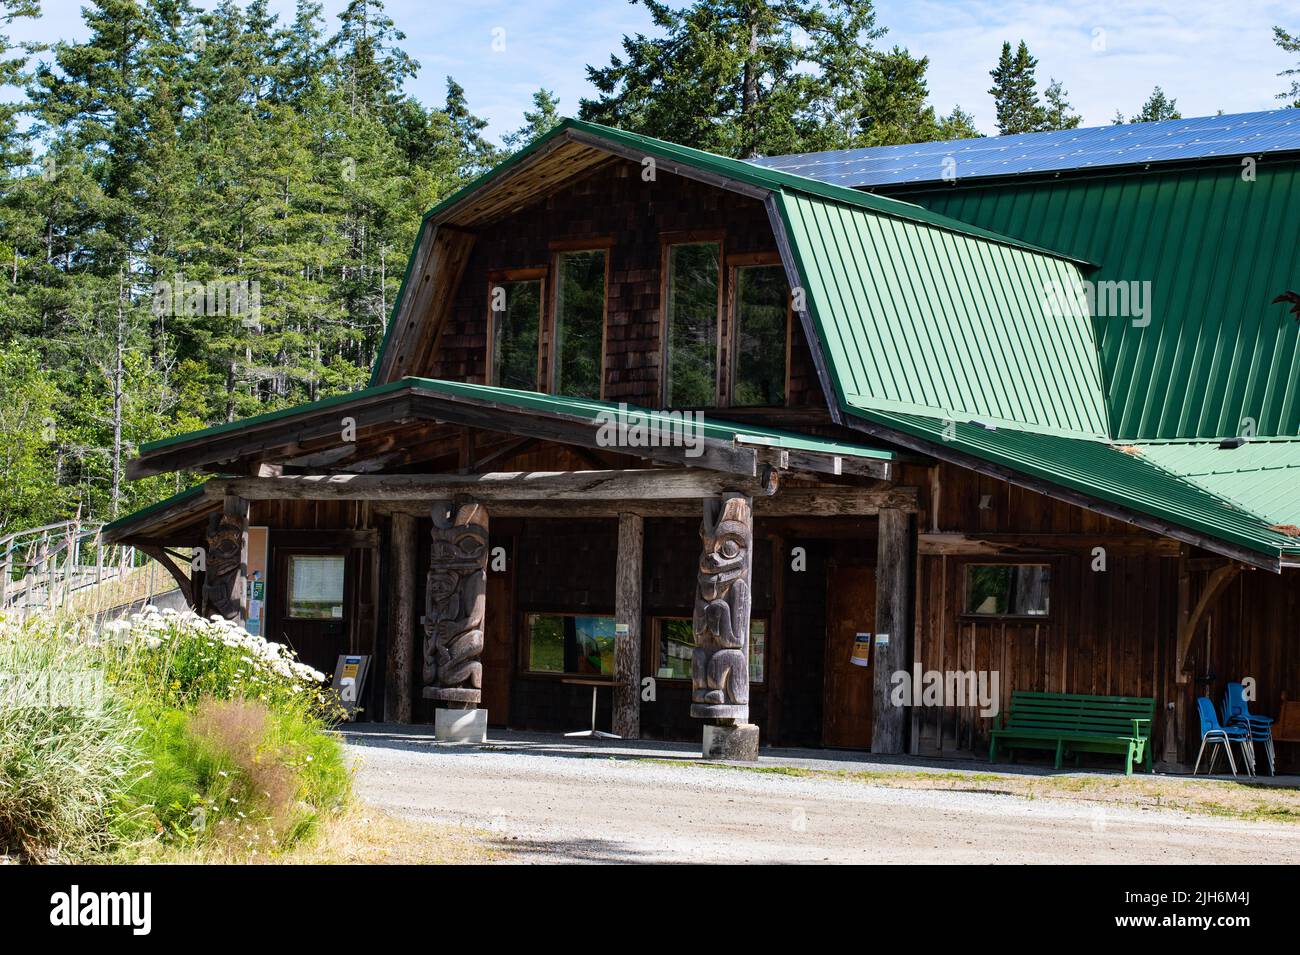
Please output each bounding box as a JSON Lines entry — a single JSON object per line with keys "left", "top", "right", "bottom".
{"left": 422, "top": 498, "right": 489, "bottom": 708}
{"left": 202, "top": 510, "right": 246, "bottom": 620}
{"left": 691, "top": 493, "right": 753, "bottom": 722}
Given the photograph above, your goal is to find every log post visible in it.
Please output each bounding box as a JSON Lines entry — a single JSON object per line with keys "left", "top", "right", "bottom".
{"left": 421, "top": 498, "right": 490, "bottom": 741}
{"left": 873, "top": 507, "right": 915, "bottom": 755}
{"left": 385, "top": 511, "right": 417, "bottom": 723}
{"left": 613, "top": 512, "right": 644, "bottom": 739}
{"left": 692, "top": 492, "right": 759, "bottom": 760}
{"left": 203, "top": 494, "right": 249, "bottom": 621}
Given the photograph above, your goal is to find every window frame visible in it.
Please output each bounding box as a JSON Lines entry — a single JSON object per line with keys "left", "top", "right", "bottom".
{"left": 647, "top": 613, "right": 767, "bottom": 685}
{"left": 726, "top": 251, "right": 792, "bottom": 408}
{"left": 959, "top": 561, "right": 1053, "bottom": 621}
{"left": 284, "top": 551, "right": 349, "bottom": 622}
{"left": 485, "top": 267, "right": 547, "bottom": 391}
{"left": 519, "top": 608, "right": 619, "bottom": 678}
{"left": 659, "top": 231, "right": 726, "bottom": 407}
{"left": 547, "top": 239, "right": 612, "bottom": 399}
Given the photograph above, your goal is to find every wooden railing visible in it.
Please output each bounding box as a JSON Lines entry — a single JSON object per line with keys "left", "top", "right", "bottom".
{"left": 0, "top": 516, "right": 168, "bottom": 622}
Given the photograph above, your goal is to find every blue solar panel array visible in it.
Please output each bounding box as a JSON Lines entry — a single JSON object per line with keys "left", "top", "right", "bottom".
{"left": 749, "top": 109, "right": 1300, "bottom": 188}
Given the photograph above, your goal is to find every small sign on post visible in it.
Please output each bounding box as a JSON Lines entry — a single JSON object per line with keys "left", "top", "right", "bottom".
{"left": 331, "top": 654, "right": 371, "bottom": 721}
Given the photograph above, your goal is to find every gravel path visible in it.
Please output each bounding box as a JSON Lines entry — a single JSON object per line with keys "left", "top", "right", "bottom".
{"left": 347, "top": 736, "right": 1300, "bottom": 864}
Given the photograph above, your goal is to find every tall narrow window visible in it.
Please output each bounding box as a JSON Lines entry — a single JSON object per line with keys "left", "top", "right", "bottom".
{"left": 489, "top": 278, "right": 542, "bottom": 390}
{"left": 553, "top": 250, "right": 606, "bottom": 398}
{"left": 732, "top": 264, "right": 788, "bottom": 406}
{"left": 664, "top": 242, "right": 720, "bottom": 406}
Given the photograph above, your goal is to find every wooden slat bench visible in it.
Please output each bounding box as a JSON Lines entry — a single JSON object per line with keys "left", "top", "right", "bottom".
{"left": 989, "top": 691, "right": 1156, "bottom": 775}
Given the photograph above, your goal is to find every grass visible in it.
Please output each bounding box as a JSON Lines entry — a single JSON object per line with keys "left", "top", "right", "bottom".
{"left": 1, "top": 607, "right": 356, "bottom": 863}
{"left": 134, "top": 806, "right": 508, "bottom": 864}
{"left": 645, "top": 758, "right": 1300, "bottom": 824}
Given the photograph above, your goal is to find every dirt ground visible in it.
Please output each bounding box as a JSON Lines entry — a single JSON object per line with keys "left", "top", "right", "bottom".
{"left": 345, "top": 730, "right": 1300, "bottom": 864}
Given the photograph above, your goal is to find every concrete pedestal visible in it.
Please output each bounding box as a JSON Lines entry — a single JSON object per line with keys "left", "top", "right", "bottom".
{"left": 702, "top": 722, "right": 759, "bottom": 761}
{"left": 434, "top": 707, "right": 488, "bottom": 743}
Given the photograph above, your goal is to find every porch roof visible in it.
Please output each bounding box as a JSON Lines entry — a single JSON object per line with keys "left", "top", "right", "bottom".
{"left": 848, "top": 408, "right": 1300, "bottom": 571}
{"left": 125, "top": 376, "right": 896, "bottom": 482}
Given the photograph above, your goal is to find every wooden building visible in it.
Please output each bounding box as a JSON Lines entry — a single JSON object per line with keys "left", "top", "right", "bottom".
{"left": 104, "top": 113, "right": 1300, "bottom": 767}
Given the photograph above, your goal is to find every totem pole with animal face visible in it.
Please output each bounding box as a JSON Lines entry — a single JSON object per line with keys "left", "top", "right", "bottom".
{"left": 691, "top": 493, "right": 753, "bottom": 722}
{"left": 202, "top": 510, "right": 246, "bottom": 620}
{"left": 423, "top": 498, "right": 489, "bottom": 706}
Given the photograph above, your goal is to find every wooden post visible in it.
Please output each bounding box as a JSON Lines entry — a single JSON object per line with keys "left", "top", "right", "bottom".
{"left": 385, "top": 511, "right": 417, "bottom": 723}
{"left": 873, "top": 507, "right": 915, "bottom": 755}
{"left": 613, "top": 512, "right": 644, "bottom": 738}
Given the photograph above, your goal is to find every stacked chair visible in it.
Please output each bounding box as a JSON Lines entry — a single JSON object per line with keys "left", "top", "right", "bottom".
{"left": 1222, "top": 682, "right": 1276, "bottom": 776}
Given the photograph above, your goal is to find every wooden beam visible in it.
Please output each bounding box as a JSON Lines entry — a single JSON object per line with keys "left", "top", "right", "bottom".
{"left": 918, "top": 532, "right": 1180, "bottom": 557}
{"left": 613, "top": 513, "right": 644, "bottom": 739}
{"left": 872, "top": 508, "right": 915, "bottom": 755}
{"left": 370, "top": 484, "right": 919, "bottom": 519}
{"left": 207, "top": 470, "right": 773, "bottom": 502}
{"left": 385, "top": 512, "right": 417, "bottom": 723}
{"left": 139, "top": 545, "right": 195, "bottom": 609}
{"left": 1175, "top": 562, "right": 1241, "bottom": 682}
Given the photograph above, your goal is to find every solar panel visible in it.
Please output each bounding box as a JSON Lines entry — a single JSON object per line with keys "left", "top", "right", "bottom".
{"left": 748, "top": 109, "right": 1300, "bottom": 188}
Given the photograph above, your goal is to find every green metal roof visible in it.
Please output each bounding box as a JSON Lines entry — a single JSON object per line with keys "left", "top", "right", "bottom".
{"left": 848, "top": 407, "right": 1300, "bottom": 564}
{"left": 138, "top": 376, "right": 895, "bottom": 463}
{"left": 773, "top": 189, "right": 1110, "bottom": 439}
{"left": 102, "top": 483, "right": 207, "bottom": 533}
{"left": 1130, "top": 440, "right": 1300, "bottom": 528}
{"left": 890, "top": 162, "right": 1300, "bottom": 441}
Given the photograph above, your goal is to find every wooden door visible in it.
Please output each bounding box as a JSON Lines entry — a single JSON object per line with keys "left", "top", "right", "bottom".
{"left": 822, "top": 562, "right": 875, "bottom": 749}
{"left": 479, "top": 539, "right": 514, "bottom": 725}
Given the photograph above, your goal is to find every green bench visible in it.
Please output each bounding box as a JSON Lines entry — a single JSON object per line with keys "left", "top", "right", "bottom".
{"left": 989, "top": 691, "right": 1156, "bottom": 775}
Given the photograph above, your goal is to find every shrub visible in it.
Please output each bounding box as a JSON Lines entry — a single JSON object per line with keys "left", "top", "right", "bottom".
{"left": 0, "top": 625, "right": 141, "bottom": 861}
{"left": 1, "top": 607, "right": 352, "bottom": 862}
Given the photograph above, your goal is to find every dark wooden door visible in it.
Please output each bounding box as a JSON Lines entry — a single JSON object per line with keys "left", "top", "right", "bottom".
{"left": 822, "top": 562, "right": 875, "bottom": 749}
{"left": 480, "top": 540, "right": 514, "bottom": 725}
{"left": 268, "top": 547, "right": 351, "bottom": 677}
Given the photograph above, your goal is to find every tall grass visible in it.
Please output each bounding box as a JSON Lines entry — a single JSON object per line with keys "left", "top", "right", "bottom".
{"left": 1, "top": 607, "right": 352, "bottom": 862}
{"left": 0, "top": 625, "right": 141, "bottom": 861}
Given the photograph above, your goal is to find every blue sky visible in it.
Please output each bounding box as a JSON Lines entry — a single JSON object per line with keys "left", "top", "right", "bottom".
{"left": 7, "top": 0, "right": 1298, "bottom": 140}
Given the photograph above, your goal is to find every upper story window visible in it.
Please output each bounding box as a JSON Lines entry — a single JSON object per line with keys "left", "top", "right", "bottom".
{"left": 487, "top": 272, "right": 543, "bottom": 390}
{"left": 731, "top": 262, "right": 789, "bottom": 406}
{"left": 553, "top": 249, "right": 607, "bottom": 398}
{"left": 664, "top": 241, "right": 721, "bottom": 406}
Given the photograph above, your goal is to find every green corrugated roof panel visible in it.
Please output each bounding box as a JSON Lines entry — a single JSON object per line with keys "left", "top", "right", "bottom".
{"left": 774, "top": 189, "right": 1111, "bottom": 439}
{"left": 891, "top": 162, "right": 1300, "bottom": 440}
{"left": 850, "top": 407, "right": 1300, "bottom": 561}
{"left": 139, "top": 377, "right": 896, "bottom": 463}
{"left": 1131, "top": 440, "right": 1300, "bottom": 528}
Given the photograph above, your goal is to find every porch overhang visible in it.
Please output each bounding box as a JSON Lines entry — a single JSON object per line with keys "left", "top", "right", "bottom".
{"left": 125, "top": 377, "right": 897, "bottom": 484}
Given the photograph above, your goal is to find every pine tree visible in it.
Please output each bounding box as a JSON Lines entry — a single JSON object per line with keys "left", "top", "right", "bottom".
{"left": 989, "top": 40, "right": 1041, "bottom": 134}
{"left": 580, "top": 0, "right": 885, "bottom": 157}
{"left": 503, "top": 89, "right": 562, "bottom": 150}
{"left": 1128, "top": 86, "right": 1181, "bottom": 123}
{"left": 1040, "top": 79, "right": 1081, "bottom": 130}
{"left": 1276, "top": 26, "right": 1300, "bottom": 107}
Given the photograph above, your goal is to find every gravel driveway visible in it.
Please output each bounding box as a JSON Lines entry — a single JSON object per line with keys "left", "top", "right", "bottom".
{"left": 345, "top": 731, "right": 1300, "bottom": 864}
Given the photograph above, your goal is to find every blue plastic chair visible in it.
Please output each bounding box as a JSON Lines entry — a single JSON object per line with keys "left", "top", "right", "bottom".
{"left": 1193, "top": 696, "right": 1254, "bottom": 777}
{"left": 1223, "top": 682, "right": 1275, "bottom": 776}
